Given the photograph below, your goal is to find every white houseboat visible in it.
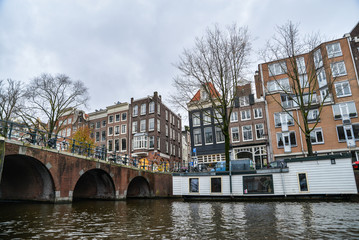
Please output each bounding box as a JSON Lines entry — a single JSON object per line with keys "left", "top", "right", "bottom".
{"left": 172, "top": 154, "right": 358, "bottom": 200}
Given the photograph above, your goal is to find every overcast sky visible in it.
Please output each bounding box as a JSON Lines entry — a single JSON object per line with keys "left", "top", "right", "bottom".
{"left": 1, "top": 0, "right": 358, "bottom": 122}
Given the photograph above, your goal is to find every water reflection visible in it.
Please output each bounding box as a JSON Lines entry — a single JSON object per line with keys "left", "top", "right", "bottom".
{"left": 1, "top": 200, "right": 359, "bottom": 239}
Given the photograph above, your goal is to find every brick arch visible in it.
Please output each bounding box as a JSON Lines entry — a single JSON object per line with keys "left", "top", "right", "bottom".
{"left": 72, "top": 168, "right": 116, "bottom": 200}
{"left": 127, "top": 176, "right": 151, "bottom": 198}
{"left": 0, "top": 154, "right": 55, "bottom": 202}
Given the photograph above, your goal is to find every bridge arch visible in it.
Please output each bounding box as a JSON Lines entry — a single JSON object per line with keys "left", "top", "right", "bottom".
{"left": 127, "top": 176, "right": 151, "bottom": 198}
{"left": 0, "top": 154, "right": 55, "bottom": 202}
{"left": 73, "top": 169, "right": 116, "bottom": 201}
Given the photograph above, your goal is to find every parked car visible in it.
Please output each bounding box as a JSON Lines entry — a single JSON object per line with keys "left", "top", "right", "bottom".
{"left": 353, "top": 161, "right": 359, "bottom": 170}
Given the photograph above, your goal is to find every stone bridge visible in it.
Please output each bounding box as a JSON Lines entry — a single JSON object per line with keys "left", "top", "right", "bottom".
{"left": 0, "top": 139, "right": 173, "bottom": 203}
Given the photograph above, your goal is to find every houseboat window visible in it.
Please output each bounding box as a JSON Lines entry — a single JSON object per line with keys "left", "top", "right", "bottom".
{"left": 298, "top": 173, "right": 309, "bottom": 192}
{"left": 211, "top": 177, "right": 222, "bottom": 193}
{"left": 243, "top": 175, "right": 273, "bottom": 194}
{"left": 189, "top": 178, "right": 199, "bottom": 193}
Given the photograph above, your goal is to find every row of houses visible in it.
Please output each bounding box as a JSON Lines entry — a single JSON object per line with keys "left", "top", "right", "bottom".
{"left": 57, "top": 92, "right": 183, "bottom": 170}
{"left": 187, "top": 22, "right": 359, "bottom": 168}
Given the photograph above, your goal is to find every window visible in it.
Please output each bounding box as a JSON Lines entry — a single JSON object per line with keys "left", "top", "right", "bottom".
{"left": 274, "top": 112, "right": 294, "bottom": 127}
{"left": 331, "top": 61, "right": 347, "bottom": 77}
{"left": 140, "top": 120, "right": 146, "bottom": 132}
{"left": 109, "top": 115, "right": 113, "bottom": 123}
{"left": 95, "top": 132, "right": 100, "bottom": 142}
{"left": 317, "top": 68, "right": 327, "bottom": 88}
{"left": 320, "top": 88, "right": 331, "bottom": 103}
{"left": 122, "top": 112, "right": 127, "bottom": 121}
{"left": 307, "top": 109, "right": 319, "bottom": 123}
{"left": 214, "top": 110, "right": 223, "bottom": 123}
{"left": 149, "top": 136, "right": 154, "bottom": 149}
{"left": 211, "top": 177, "right": 222, "bottom": 193}
{"left": 201, "top": 110, "right": 211, "bottom": 125}
{"left": 115, "top": 114, "right": 120, "bottom": 122}
{"left": 239, "top": 96, "right": 249, "bottom": 107}
{"left": 336, "top": 124, "right": 359, "bottom": 142}
{"left": 215, "top": 127, "right": 224, "bottom": 143}
{"left": 149, "top": 118, "right": 155, "bottom": 131}
{"left": 299, "top": 75, "right": 308, "bottom": 88}
{"left": 96, "top": 121, "right": 100, "bottom": 129}
{"left": 68, "top": 118, "right": 72, "bottom": 124}
{"left": 115, "top": 126, "right": 120, "bottom": 135}
{"left": 133, "top": 105, "right": 138, "bottom": 117}
{"left": 141, "top": 103, "right": 146, "bottom": 115}
{"left": 132, "top": 121, "right": 138, "bottom": 133}
{"left": 149, "top": 101, "right": 155, "bottom": 113}
{"left": 157, "top": 137, "right": 160, "bottom": 150}
{"left": 193, "top": 128, "right": 202, "bottom": 145}
{"left": 332, "top": 102, "right": 357, "bottom": 120}
{"left": 121, "top": 138, "right": 127, "bottom": 151}
{"left": 157, "top": 119, "right": 160, "bottom": 132}
{"left": 108, "top": 140, "right": 113, "bottom": 152}
{"left": 230, "top": 112, "right": 238, "bottom": 122}
{"left": 326, "top": 42, "right": 342, "bottom": 58}
{"left": 189, "top": 178, "right": 199, "bottom": 193}
{"left": 166, "top": 141, "right": 168, "bottom": 153}
{"left": 231, "top": 127, "right": 240, "bottom": 142}
{"left": 255, "top": 124, "right": 265, "bottom": 140}
{"left": 296, "top": 57, "right": 306, "bottom": 74}
{"left": 281, "top": 94, "right": 293, "bottom": 108}
{"left": 108, "top": 127, "right": 113, "bottom": 135}
{"left": 253, "top": 108, "right": 263, "bottom": 119}
{"left": 192, "top": 112, "right": 200, "bottom": 126}
{"left": 268, "top": 61, "right": 287, "bottom": 76}
{"left": 298, "top": 173, "right": 309, "bottom": 192}
{"left": 121, "top": 124, "right": 126, "bottom": 134}
{"left": 115, "top": 139, "right": 119, "bottom": 152}
{"left": 310, "top": 128, "right": 324, "bottom": 144}
{"left": 276, "top": 131, "right": 297, "bottom": 148}
{"left": 204, "top": 127, "right": 213, "bottom": 144}
{"left": 101, "top": 131, "right": 106, "bottom": 141}
{"left": 242, "top": 125, "right": 253, "bottom": 141}
{"left": 267, "top": 78, "right": 290, "bottom": 92}
{"left": 157, "top": 103, "right": 161, "bottom": 115}
{"left": 166, "top": 125, "right": 168, "bottom": 136}
{"left": 133, "top": 135, "right": 147, "bottom": 149}
{"left": 102, "top": 120, "right": 106, "bottom": 127}
{"left": 241, "top": 110, "right": 251, "bottom": 121}
{"left": 313, "top": 49, "right": 323, "bottom": 68}
{"left": 335, "top": 81, "right": 351, "bottom": 98}
{"left": 243, "top": 175, "right": 274, "bottom": 194}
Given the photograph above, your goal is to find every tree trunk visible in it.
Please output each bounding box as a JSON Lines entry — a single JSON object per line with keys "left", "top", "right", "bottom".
{"left": 224, "top": 125, "right": 231, "bottom": 171}
{"left": 305, "top": 133, "right": 314, "bottom": 156}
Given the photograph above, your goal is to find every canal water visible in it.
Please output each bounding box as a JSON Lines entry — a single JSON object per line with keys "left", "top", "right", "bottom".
{"left": 1, "top": 199, "right": 359, "bottom": 239}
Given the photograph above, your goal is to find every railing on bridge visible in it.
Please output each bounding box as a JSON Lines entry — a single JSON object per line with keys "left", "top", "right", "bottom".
{"left": 0, "top": 120, "right": 177, "bottom": 173}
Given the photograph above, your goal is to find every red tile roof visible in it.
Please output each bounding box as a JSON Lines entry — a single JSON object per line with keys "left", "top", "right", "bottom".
{"left": 190, "top": 82, "right": 220, "bottom": 102}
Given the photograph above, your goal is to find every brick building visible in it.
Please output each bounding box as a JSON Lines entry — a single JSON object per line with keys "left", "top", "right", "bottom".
{"left": 258, "top": 35, "right": 359, "bottom": 161}
{"left": 130, "top": 92, "right": 182, "bottom": 170}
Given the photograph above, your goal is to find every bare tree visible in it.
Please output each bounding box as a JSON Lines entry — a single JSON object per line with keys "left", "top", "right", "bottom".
{"left": 21, "top": 73, "right": 89, "bottom": 139}
{"left": 260, "top": 21, "right": 336, "bottom": 156}
{"left": 171, "top": 24, "right": 252, "bottom": 170}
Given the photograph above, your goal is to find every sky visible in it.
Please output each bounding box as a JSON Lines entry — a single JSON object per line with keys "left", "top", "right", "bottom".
{"left": 0, "top": 0, "right": 358, "bottom": 124}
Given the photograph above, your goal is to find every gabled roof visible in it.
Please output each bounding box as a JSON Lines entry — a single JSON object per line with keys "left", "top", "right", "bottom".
{"left": 190, "top": 82, "right": 220, "bottom": 102}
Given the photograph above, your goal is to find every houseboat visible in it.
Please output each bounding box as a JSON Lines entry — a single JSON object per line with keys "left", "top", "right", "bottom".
{"left": 172, "top": 154, "right": 358, "bottom": 200}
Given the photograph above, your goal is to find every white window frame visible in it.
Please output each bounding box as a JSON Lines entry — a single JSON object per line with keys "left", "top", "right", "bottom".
{"left": 267, "top": 78, "right": 290, "bottom": 93}
{"left": 140, "top": 120, "right": 146, "bottom": 132}
{"left": 331, "top": 61, "right": 347, "bottom": 77}
{"left": 114, "top": 125, "right": 120, "bottom": 135}
{"left": 141, "top": 103, "right": 146, "bottom": 115}
{"left": 121, "top": 124, "right": 126, "bottom": 134}
{"left": 334, "top": 81, "right": 351, "bottom": 98}
{"left": 115, "top": 114, "right": 120, "bottom": 122}
{"left": 133, "top": 105, "right": 138, "bottom": 117}
{"left": 274, "top": 112, "right": 294, "bottom": 128}
{"left": 204, "top": 127, "right": 213, "bottom": 145}
{"left": 231, "top": 127, "right": 240, "bottom": 143}
{"left": 157, "top": 119, "right": 160, "bottom": 132}
{"left": 122, "top": 112, "right": 127, "bottom": 121}
{"left": 149, "top": 136, "right": 155, "bottom": 149}
{"left": 192, "top": 112, "right": 200, "bottom": 126}
{"left": 132, "top": 121, "right": 138, "bottom": 133}
{"left": 193, "top": 128, "right": 202, "bottom": 146}
{"left": 241, "top": 110, "right": 251, "bottom": 121}
{"left": 313, "top": 49, "right": 323, "bottom": 68}
{"left": 148, "top": 118, "right": 155, "bottom": 131}
{"left": 203, "top": 110, "right": 211, "bottom": 125}
{"left": 242, "top": 125, "right": 253, "bottom": 142}
{"left": 268, "top": 61, "right": 287, "bottom": 76}
{"left": 230, "top": 111, "right": 238, "bottom": 122}
{"left": 108, "top": 126, "right": 113, "bottom": 136}
{"left": 239, "top": 96, "right": 249, "bottom": 107}
{"left": 255, "top": 123, "right": 265, "bottom": 140}
{"left": 215, "top": 127, "right": 225, "bottom": 143}
{"left": 253, "top": 108, "right": 263, "bottom": 119}
{"left": 108, "top": 115, "right": 114, "bottom": 123}
{"left": 307, "top": 109, "right": 319, "bottom": 123}
{"left": 276, "top": 131, "right": 297, "bottom": 148}
{"left": 332, "top": 102, "right": 357, "bottom": 120}
{"left": 133, "top": 135, "right": 148, "bottom": 150}
{"left": 326, "top": 42, "right": 342, "bottom": 58}
{"left": 310, "top": 128, "right": 324, "bottom": 145}
{"left": 149, "top": 101, "right": 155, "bottom": 113}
